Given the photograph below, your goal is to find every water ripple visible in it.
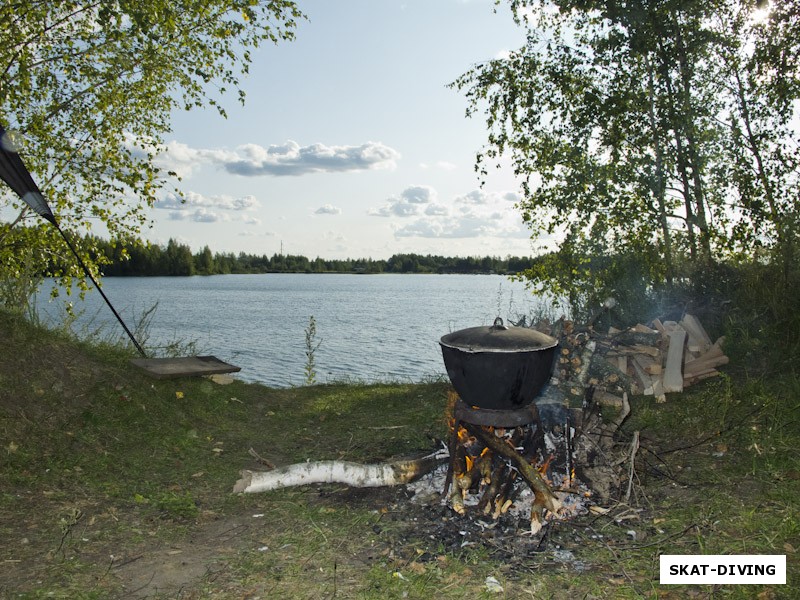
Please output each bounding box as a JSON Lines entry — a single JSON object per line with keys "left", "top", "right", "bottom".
{"left": 36, "top": 273, "right": 543, "bottom": 388}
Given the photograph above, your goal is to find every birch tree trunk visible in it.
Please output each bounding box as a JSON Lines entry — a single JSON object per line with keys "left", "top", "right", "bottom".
{"left": 233, "top": 450, "right": 447, "bottom": 494}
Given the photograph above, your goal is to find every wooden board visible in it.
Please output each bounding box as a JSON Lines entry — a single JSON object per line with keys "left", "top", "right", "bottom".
{"left": 663, "top": 329, "right": 686, "bottom": 393}
{"left": 130, "top": 356, "right": 241, "bottom": 379}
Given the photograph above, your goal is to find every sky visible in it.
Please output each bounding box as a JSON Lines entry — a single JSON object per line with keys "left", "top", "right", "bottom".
{"left": 146, "top": 0, "right": 542, "bottom": 260}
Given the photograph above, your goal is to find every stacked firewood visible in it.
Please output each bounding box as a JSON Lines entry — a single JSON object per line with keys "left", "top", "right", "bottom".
{"left": 602, "top": 314, "right": 728, "bottom": 403}
{"left": 521, "top": 312, "right": 729, "bottom": 500}
{"left": 534, "top": 313, "right": 729, "bottom": 405}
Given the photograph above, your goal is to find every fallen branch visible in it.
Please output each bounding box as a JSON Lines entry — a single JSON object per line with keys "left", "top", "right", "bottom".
{"left": 624, "top": 431, "right": 640, "bottom": 503}
{"left": 233, "top": 450, "right": 448, "bottom": 494}
{"left": 248, "top": 447, "right": 275, "bottom": 469}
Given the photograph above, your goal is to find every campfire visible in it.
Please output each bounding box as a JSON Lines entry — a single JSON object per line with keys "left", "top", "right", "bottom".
{"left": 234, "top": 310, "right": 726, "bottom": 541}
{"left": 435, "top": 317, "right": 594, "bottom": 533}
{"left": 439, "top": 390, "right": 592, "bottom": 534}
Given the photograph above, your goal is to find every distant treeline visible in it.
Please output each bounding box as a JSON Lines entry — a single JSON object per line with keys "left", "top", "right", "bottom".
{"left": 90, "top": 237, "right": 539, "bottom": 276}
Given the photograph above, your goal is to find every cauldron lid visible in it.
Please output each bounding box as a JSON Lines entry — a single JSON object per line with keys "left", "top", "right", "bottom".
{"left": 439, "top": 317, "right": 558, "bottom": 353}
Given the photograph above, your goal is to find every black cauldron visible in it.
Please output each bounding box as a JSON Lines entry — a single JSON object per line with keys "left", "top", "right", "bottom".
{"left": 439, "top": 317, "right": 558, "bottom": 410}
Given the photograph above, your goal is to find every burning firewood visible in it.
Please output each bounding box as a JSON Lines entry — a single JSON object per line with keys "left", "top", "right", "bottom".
{"left": 463, "top": 423, "right": 562, "bottom": 516}
{"left": 233, "top": 450, "right": 448, "bottom": 494}
{"left": 478, "top": 462, "right": 508, "bottom": 514}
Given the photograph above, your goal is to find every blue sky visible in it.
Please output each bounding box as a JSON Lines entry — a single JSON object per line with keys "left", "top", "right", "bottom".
{"left": 148, "top": 0, "right": 539, "bottom": 259}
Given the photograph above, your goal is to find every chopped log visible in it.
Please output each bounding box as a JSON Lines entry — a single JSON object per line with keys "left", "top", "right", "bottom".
{"left": 593, "top": 389, "right": 625, "bottom": 409}
{"left": 683, "top": 340, "right": 728, "bottom": 375}
{"left": 233, "top": 451, "right": 448, "bottom": 494}
{"left": 492, "top": 470, "right": 518, "bottom": 519}
{"left": 608, "top": 344, "right": 661, "bottom": 358}
{"left": 663, "top": 329, "right": 686, "bottom": 393}
{"left": 683, "top": 354, "right": 729, "bottom": 377}
{"left": 611, "top": 329, "right": 661, "bottom": 347}
{"left": 631, "top": 358, "right": 657, "bottom": 396}
{"left": 633, "top": 353, "right": 659, "bottom": 374}
{"left": 651, "top": 378, "right": 666, "bottom": 403}
{"left": 630, "top": 344, "right": 661, "bottom": 358}
{"left": 450, "top": 473, "right": 466, "bottom": 514}
{"left": 651, "top": 318, "right": 666, "bottom": 335}
{"left": 680, "top": 314, "right": 713, "bottom": 353}
{"left": 684, "top": 370, "right": 723, "bottom": 386}
{"left": 478, "top": 462, "right": 507, "bottom": 514}
{"left": 586, "top": 354, "right": 631, "bottom": 391}
{"left": 475, "top": 449, "right": 493, "bottom": 485}
{"left": 662, "top": 320, "right": 680, "bottom": 332}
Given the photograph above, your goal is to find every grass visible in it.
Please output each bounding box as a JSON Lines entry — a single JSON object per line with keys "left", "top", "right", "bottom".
{"left": 0, "top": 308, "right": 798, "bottom": 598}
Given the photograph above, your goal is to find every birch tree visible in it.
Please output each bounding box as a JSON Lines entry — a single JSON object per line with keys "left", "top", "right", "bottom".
{"left": 452, "top": 0, "right": 799, "bottom": 313}
{"left": 0, "top": 1, "right": 302, "bottom": 305}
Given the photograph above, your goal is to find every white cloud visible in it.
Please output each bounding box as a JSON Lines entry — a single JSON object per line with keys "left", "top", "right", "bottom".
{"left": 155, "top": 191, "right": 260, "bottom": 212}
{"left": 315, "top": 204, "right": 342, "bottom": 215}
{"left": 225, "top": 195, "right": 260, "bottom": 210}
{"left": 388, "top": 188, "right": 527, "bottom": 239}
{"left": 192, "top": 208, "right": 226, "bottom": 223}
{"left": 154, "top": 191, "right": 260, "bottom": 226}
{"left": 225, "top": 140, "right": 400, "bottom": 176}
{"left": 395, "top": 214, "right": 526, "bottom": 239}
{"left": 401, "top": 185, "right": 437, "bottom": 204}
{"left": 369, "top": 201, "right": 420, "bottom": 218}
{"left": 425, "top": 204, "right": 449, "bottom": 216}
{"left": 168, "top": 207, "right": 229, "bottom": 223}
{"left": 369, "top": 185, "right": 438, "bottom": 218}
{"left": 156, "top": 139, "right": 400, "bottom": 178}
{"left": 451, "top": 189, "right": 521, "bottom": 206}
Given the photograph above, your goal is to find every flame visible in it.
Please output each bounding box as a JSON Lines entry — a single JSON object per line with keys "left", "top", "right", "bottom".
{"left": 465, "top": 455, "right": 474, "bottom": 473}
{"left": 457, "top": 426, "right": 470, "bottom": 444}
{"left": 537, "top": 453, "right": 555, "bottom": 476}
{"left": 445, "top": 390, "right": 459, "bottom": 428}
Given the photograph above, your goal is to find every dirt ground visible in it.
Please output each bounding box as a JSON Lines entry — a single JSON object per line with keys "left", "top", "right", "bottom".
{"left": 2, "top": 466, "right": 627, "bottom": 598}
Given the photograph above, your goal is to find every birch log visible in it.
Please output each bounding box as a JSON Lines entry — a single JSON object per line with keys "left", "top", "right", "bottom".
{"left": 233, "top": 450, "right": 448, "bottom": 494}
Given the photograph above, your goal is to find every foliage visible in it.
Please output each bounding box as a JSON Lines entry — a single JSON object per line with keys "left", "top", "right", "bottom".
{"left": 304, "top": 315, "right": 322, "bottom": 385}
{"left": 716, "top": 259, "right": 800, "bottom": 371}
{"left": 23, "top": 230, "right": 546, "bottom": 276}
{"left": 0, "top": 0, "right": 303, "bottom": 307}
{"left": 452, "top": 0, "right": 799, "bottom": 303}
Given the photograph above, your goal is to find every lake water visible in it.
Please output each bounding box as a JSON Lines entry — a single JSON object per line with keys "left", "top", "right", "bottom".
{"left": 35, "top": 273, "right": 547, "bottom": 387}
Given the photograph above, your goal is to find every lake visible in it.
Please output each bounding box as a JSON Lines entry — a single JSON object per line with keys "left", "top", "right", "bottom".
{"left": 35, "top": 273, "right": 549, "bottom": 387}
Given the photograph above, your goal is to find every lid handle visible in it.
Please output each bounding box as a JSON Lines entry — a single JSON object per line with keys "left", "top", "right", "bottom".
{"left": 492, "top": 317, "right": 508, "bottom": 330}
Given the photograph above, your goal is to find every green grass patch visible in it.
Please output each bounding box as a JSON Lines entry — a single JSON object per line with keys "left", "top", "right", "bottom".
{"left": 1, "top": 309, "right": 798, "bottom": 598}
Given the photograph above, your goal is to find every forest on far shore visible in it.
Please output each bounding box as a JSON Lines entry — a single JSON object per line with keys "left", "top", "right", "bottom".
{"left": 89, "top": 236, "right": 540, "bottom": 276}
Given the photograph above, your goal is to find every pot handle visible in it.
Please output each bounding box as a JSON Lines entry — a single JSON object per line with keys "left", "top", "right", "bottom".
{"left": 492, "top": 317, "right": 508, "bottom": 330}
